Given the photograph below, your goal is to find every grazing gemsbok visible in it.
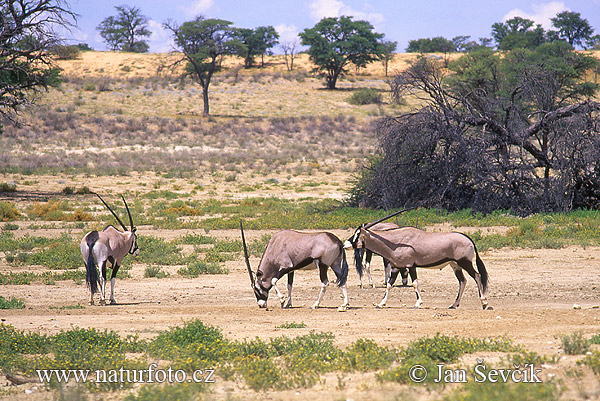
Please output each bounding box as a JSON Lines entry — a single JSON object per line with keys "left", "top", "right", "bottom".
{"left": 240, "top": 222, "right": 349, "bottom": 311}
{"left": 345, "top": 211, "right": 488, "bottom": 309}
{"left": 81, "top": 194, "right": 139, "bottom": 305}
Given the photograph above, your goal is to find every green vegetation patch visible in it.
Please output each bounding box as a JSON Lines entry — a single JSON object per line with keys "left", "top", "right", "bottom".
{"left": 0, "top": 296, "right": 25, "bottom": 309}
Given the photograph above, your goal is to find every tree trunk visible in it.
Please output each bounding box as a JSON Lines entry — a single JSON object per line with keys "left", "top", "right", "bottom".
{"left": 202, "top": 83, "right": 210, "bottom": 117}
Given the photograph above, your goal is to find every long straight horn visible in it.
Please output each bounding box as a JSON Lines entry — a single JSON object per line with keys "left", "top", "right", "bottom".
{"left": 240, "top": 220, "right": 255, "bottom": 288}
{"left": 95, "top": 193, "right": 128, "bottom": 232}
{"left": 121, "top": 195, "right": 135, "bottom": 231}
{"left": 364, "top": 207, "right": 415, "bottom": 229}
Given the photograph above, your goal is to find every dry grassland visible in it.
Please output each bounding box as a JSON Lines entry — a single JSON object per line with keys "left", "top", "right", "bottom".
{"left": 1, "top": 51, "right": 600, "bottom": 401}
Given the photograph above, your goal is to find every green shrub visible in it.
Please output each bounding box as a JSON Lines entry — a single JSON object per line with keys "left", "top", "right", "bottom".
{"left": 348, "top": 88, "right": 382, "bottom": 105}
{"left": 561, "top": 331, "right": 590, "bottom": 355}
{"left": 144, "top": 265, "right": 169, "bottom": 278}
{"left": 177, "top": 260, "right": 227, "bottom": 277}
{"left": 580, "top": 350, "right": 600, "bottom": 374}
{"left": 0, "top": 296, "right": 25, "bottom": 309}
{"left": 2, "top": 223, "right": 19, "bottom": 231}
{"left": 277, "top": 322, "right": 307, "bottom": 329}
{"left": 52, "top": 44, "right": 81, "bottom": 60}
{"left": 0, "top": 202, "right": 21, "bottom": 221}
{"left": 341, "top": 338, "right": 397, "bottom": 372}
{"left": 136, "top": 236, "right": 186, "bottom": 265}
{"left": 443, "top": 380, "right": 559, "bottom": 401}
{"left": 124, "top": 383, "right": 206, "bottom": 401}
{"left": 0, "top": 183, "right": 16, "bottom": 192}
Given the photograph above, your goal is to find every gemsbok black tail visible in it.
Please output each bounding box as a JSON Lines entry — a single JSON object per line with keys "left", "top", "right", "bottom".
{"left": 474, "top": 245, "right": 488, "bottom": 294}
{"left": 85, "top": 231, "right": 99, "bottom": 295}
{"left": 336, "top": 248, "right": 349, "bottom": 287}
{"left": 462, "top": 233, "right": 488, "bottom": 294}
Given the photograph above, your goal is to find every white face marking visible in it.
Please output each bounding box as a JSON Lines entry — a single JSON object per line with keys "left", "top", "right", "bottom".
{"left": 343, "top": 240, "right": 353, "bottom": 249}
{"left": 257, "top": 299, "right": 267, "bottom": 308}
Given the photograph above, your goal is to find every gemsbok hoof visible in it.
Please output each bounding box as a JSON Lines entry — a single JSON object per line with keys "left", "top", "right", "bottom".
{"left": 374, "top": 302, "right": 385, "bottom": 309}
{"left": 337, "top": 304, "right": 348, "bottom": 312}
{"left": 109, "top": 300, "right": 117, "bottom": 305}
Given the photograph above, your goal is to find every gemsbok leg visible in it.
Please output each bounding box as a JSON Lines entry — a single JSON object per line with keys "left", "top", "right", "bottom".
{"left": 272, "top": 272, "right": 294, "bottom": 308}
{"left": 458, "top": 259, "right": 489, "bottom": 309}
{"left": 362, "top": 250, "right": 375, "bottom": 288}
{"left": 311, "top": 261, "right": 329, "bottom": 309}
{"left": 109, "top": 264, "right": 120, "bottom": 305}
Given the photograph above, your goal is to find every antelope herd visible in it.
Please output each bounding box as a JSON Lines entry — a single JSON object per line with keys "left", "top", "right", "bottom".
{"left": 83, "top": 196, "right": 489, "bottom": 310}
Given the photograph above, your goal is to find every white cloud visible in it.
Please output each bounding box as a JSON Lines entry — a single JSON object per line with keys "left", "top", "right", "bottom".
{"left": 503, "top": 1, "right": 569, "bottom": 30}
{"left": 309, "top": 0, "right": 344, "bottom": 20}
{"left": 148, "top": 20, "right": 174, "bottom": 53}
{"left": 308, "top": 0, "right": 385, "bottom": 31}
{"left": 182, "top": 0, "right": 216, "bottom": 17}
{"left": 275, "top": 23, "right": 300, "bottom": 43}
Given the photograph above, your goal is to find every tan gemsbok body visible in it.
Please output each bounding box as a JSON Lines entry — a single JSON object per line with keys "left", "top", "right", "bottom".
{"left": 81, "top": 194, "right": 139, "bottom": 305}
{"left": 345, "top": 210, "right": 488, "bottom": 309}
{"left": 241, "top": 222, "right": 349, "bottom": 311}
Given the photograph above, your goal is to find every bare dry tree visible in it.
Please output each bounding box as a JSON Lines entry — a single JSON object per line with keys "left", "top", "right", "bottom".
{"left": 0, "top": 0, "right": 76, "bottom": 130}
{"left": 353, "top": 45, "right": 600, "bottom": 214}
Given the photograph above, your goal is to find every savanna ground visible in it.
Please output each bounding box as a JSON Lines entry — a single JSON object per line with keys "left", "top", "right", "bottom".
{"left": 0, "top": 51, "right": 600, "bottom": 400}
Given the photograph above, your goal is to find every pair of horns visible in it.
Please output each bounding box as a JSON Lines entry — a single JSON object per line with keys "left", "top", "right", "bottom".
{"left": 95, "top": 193, "right": 135, "bottom": 232}
{"left": 363, "top": 207, "right": 415, "bottom": 229}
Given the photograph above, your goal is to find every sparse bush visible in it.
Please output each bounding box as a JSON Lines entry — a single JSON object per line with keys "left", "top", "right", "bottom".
{"left": 0, "top": 183, "right": 16, "bottom": 192}
{"left": 177, "top": 260, "right": 227, "bottom": 277}
{"left": 348, "top": 88, "right": 382, "bottom": 105}
{"left": 0, "top": 296, "right": 25, "bottom": 309}
{"left": 561, "top": 331, "right": 590, "bottom": 355}
{"left": 0, "top": 202, "right": 21, "bottom": 221}
{"left": 144, "top": 265, "right": 169, "bottom": 278}
{"left": 52, "top": 44, "right": 81, "bottom": 60}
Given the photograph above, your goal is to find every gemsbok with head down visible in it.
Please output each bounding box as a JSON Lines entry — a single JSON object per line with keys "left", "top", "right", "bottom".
{"left": 345, "top": 210, "right": 489, "bottom": 310}
{"left": 240, "top": 222, "right": 349, "bottom": 311}
{"left": 81, "top": 194, "right": 139, "bottom": 305}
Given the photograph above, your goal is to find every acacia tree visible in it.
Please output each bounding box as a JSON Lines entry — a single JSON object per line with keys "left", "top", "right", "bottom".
{"left": 379, "top": 39, "right": 397, "bottom": 77}
{"left": 237, "top": 26, "right": 279, "bottom": 68}
{"left": 550, "top": 11, "right": 595, "bottom": 48}
{"left": 351, "top": 43, "right": 600, "bottom": 214}
{"left": 97, "top": 5, "right": 151, "bottom": 52}
{"left": 491, "top": 16, "right": 546, "bottom": 50}
{"left": 0, "top": 0, "right": 75, "bottom": 131}
{"left": 299, "top": 16, "right": 383, "bottom": 89}
{"left": 165, "top": 17, "right": 241, "bottom": 117}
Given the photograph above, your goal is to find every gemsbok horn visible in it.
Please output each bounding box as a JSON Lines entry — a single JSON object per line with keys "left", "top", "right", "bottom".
{"left": 240, "top": 221, "right": 350, "bottom": 311}
{"left": 80, "top": 193, "right": 140, "bottom": 305}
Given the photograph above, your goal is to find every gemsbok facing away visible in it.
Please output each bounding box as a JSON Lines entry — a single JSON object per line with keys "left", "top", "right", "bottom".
{"left": 240, "top": 222, "right": 349, "bottom": 311}
{"left": 345, "top": 211, "right": 489, "bottom": 310}
{"left": 81, "top": 194, "right": 139, "bottom": 305}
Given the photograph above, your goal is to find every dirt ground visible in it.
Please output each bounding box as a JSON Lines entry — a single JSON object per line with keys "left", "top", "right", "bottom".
{"left": 1, "top": 229, "right": 600, "bottom": 400}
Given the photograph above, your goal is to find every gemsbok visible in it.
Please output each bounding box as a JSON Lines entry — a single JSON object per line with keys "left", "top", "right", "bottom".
{"left": 355, "top": 222, "right": 410, "bottom": 288}
{"left": 345, "top": 211, "right": 489, "bottom": 309}
{"left": 240, "top": 222, "right": 349, "bottom": 311}
{"left": 81, "top": 194, "right": 139, "bottom": 305}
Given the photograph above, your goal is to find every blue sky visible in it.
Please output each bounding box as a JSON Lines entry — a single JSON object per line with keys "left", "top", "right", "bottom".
{"left": 63, "top": 0, "right": 600, "bottom": 52}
